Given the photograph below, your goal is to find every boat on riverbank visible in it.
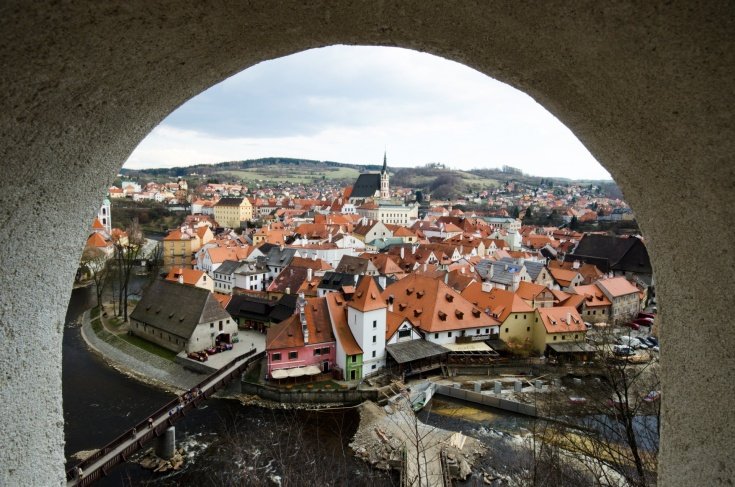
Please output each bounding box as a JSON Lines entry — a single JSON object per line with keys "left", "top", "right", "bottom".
{"left": 409, "top": 381, "right": 436, "bottom": 411}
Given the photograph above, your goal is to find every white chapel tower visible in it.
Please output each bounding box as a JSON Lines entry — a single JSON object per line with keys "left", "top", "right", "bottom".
{"left": 380, "top": 152, "right": 390, "bottom": 200}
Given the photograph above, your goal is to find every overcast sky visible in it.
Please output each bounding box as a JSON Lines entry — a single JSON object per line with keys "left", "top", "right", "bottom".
{"left": 125, "top": 46, "right": 611, "bottom": 180}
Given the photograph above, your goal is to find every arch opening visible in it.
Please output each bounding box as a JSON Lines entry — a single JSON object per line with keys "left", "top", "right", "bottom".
{"left": 0, "top": 4, "right": 732, "bottom": 486}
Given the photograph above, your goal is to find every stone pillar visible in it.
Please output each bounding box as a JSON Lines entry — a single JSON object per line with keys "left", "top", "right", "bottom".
{"left": 474, "top": 382, "right": 482, "bottom": 393}
{"left": 155, "top": 427, "right": 176, "bottom": 460}
{"left": 514, "top": 381, "right": 522, "bottom": 392}
{"left": 494, "top": 381, "right": 502, "bottom": 394}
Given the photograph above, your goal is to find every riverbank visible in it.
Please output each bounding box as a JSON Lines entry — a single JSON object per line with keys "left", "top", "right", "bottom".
{"left": 80, "top": 308, "right": 203, "bottom": 393}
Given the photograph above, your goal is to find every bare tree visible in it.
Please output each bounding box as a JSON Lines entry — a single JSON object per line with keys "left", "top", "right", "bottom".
{"left": 535, "top": 329, "right": 660, "bottom": 486}
{"left": 80, "top": 246, "right": 111, "bottom": 308}
{"left": 112, "top": 218, "right": 144, "bottom": 322}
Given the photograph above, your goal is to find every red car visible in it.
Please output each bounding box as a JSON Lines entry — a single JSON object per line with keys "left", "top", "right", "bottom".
{"left": 632, "top": 317, "right": 654, "bottom": 327}
{"left": 623, "top": 322, "right": 641, "bottom": 330}
{"left": 638, "top": 312, "right": 656, "bottom": 320}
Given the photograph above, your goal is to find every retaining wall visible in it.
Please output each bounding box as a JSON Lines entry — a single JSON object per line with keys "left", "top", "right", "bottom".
{"left": 435, "top": 384, "right": 538, "bottom": 417}
{"left": 240, "top": 380, "right": 379, "bottom": 404}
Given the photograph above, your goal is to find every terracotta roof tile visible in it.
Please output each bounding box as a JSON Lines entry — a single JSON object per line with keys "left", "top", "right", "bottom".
{"left": 349, "top": 275, "right": 387, "bottom": 312}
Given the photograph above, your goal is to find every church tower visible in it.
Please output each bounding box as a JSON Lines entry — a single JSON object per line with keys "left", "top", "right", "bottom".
{"left": 380, "top": 151, "right": 390, "bottom": 200}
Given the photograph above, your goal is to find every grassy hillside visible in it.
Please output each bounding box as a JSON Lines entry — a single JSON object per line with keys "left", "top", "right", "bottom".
{"left": 121, "top": 158, "right": 616, "bottom": 197}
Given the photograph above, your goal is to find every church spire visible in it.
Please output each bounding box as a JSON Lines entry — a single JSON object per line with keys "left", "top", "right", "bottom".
{"left": 382, "top": 151, "right": 387, "bottom": 174}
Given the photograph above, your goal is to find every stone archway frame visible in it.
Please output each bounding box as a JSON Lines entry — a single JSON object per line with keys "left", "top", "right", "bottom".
{"left": 0, "top": 2, "right": 733, "bottom": 486}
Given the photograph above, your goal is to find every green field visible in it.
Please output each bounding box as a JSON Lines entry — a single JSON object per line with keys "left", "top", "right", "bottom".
{"left": 217, "top": 165, "right": 360, "bottom": 184}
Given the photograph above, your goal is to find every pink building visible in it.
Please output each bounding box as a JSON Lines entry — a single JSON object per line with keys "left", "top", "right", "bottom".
{"left": 265, "top": 294, "right": 336, "bottom": 380}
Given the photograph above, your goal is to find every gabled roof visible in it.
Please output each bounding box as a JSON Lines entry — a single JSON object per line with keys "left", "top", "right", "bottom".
{"left": 385, "top": 311, "right": 414, "bottom": 341}
{"left": 516, "top": 281, "right": 554, "bottom": 301}
{"left": 325, "top": 292, "right": 362, "bottom": 356}
{"left": 548, "top": 267, "right": 580, "bottom": 287}
{"left": 350, "top": 173, "right": 381, "bottom": 198}
{"left": 266, "top": 297, "right": 335, "bottom": 349}
{"left": 215, "top": 197, "right": 247, "bottom": 206}
{"left": 596, "top": 276, "right": 640, "bottom": 298}
{"left": 165, "top": 267, "right": 206, "bottom": 286}
{"left": 572, "top": 284, "right": 612, "bottom": 307}
{"left": 86, "top": 232, "right": 109, "bottom": 248}
{"left": 383, "top": 274, "right": 499, "bottom": 333}
{"left": 568, "top": 234, "right": 651, "bottom": 274}
{"left": 265, "top": 246, "right": 299, "bottom": 268}
{"left": 461, "top": 284, "right": 533, "bottom": 322}
{"left": 318, "top": 272, "right": 359, "bottom": 291}
{"left": 536, "top": 306, "right": 586, "bottom": 334}
{"left": 523, "top": 260, "right": 546, "bottom": 281}
{"left": 130, "top": 280, "right": 230, "bottom": 339}
{"left": 348, "top": 275, "right": 387, "bottom": 312}
{"left": 92, "top": 217, "right": 105, "bottom": 230}
{"left": 335, "top": 255, "right": 378, "bottom": 275}
{"left": 214, "top": 260, "right": 241, "bottom": 276}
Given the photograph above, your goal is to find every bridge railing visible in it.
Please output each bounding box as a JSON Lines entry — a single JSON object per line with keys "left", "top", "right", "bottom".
{"left": 66, "top": 349, "right": 262, "bottom": 483}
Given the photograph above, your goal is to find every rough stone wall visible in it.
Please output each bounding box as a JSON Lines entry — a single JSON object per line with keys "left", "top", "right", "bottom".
{"left": 0, "top": 2, "right": 733, "bottom": 485}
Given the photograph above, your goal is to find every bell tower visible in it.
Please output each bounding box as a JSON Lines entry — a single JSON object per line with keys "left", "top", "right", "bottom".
{"left": 380, "top": 151, "right": 390, "bottom": 200}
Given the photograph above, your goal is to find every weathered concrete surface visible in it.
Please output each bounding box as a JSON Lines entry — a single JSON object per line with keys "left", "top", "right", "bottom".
{"left": 0, "top": 2, "right": 732, "bottom": 485}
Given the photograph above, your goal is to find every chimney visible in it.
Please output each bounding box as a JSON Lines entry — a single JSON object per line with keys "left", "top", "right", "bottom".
{"left": 444, "top": 273, "right": 449, "bottom": 284}
{"left": 572, "top": 260, "right": 580, "bottom": 269}
{"left": 298, "top": 293, "right": 309, "bottom": 344}
{"left": 307, "top": 268, "right": 313, "bottom": 282}
{"left": 285, "top": 287, "right": 291, "bottom": 295}
{"left": 566, "top": 312, "right": 572, "bottom": 324}
{"left": 328, "top": 233, "right": 332, "bottom": 243}
{"left": 400, "top": 247, "right": 405, "bottom": 259}
{"left": 460, "top": 267, "right": 465, "bottom": 275}
{"left": 178, "top": 274, "right": 184, "bottom": 285}
{"left": 482, "top": 281, "right": 492, "bottom": 293}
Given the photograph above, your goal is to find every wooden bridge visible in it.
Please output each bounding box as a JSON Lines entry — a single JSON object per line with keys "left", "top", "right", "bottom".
{"left": 66, "top": 349, "right": 264, "bottom": 486}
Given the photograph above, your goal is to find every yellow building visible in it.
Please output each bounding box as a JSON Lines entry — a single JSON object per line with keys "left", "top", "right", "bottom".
{"left": 214, "top": 197, "right": 253, "bottom": 228}
{"left": 162, "top": 226, "right": 213, "bottom": 271}
{"left": 461, "top": 283, "right": 535, "bottom": 351}
{"left": 532, "top": 306, "right": 588, "bottom": 355}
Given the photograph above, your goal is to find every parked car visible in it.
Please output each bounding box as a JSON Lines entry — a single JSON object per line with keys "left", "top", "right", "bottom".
{"left": 187, "top": 351, "right": 208, "bottom": 362}
{"left": 613, "top": 344, "right": 636, "bottom": 356}
{"left": 618, "top": 336, "right": 642, "bottom": 348}
{"left": 623, "top": 322, "right": 641, "bottom": 330}
{"left": 632, "top": 318, "right": 654, "bottom": 327}
{"left": 638, "top": 312, "right": 656, "bottom": 320}
{"left": 645, "top": 336, "right": 659, "bottom": 347}
{"left": 205, "top": 347, "right": 217, "bottom": 355}
{"left": 569, "top": 396, "right": 587, "bottom": 404}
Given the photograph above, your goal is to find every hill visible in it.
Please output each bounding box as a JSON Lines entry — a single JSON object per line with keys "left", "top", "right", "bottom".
{"left": 121, "top": 158, "right": 619, "bottom": 198}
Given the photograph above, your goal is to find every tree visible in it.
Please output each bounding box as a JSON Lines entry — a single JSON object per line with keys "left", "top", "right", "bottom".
{"left": 570, "top": 216, "right": 579, "bottom": 230}
{"left": 534, "top": 330, "right": 660, "bottom": 486}
{"left": 80, "top": 246, "right": 111, "bottom": 308}
{"left": 112, "top": 218, "right": 144, "bottom": 322}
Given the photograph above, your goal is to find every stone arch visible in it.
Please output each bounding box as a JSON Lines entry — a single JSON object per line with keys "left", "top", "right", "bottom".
{"left": 0, "top": 3, "right": 732, "bottom": 485}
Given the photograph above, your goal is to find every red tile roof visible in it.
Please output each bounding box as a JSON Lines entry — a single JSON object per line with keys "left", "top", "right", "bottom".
{"left": 536, "top": 307, "right": 586, "bottom": 334}
{"left": 325, "top": 293, "right": 362, "bottom": 356}
{"left": 383, "top": 274, "right": 499, "bottom": 333}
{"left": 349, "top": 276, "right": 387, "bottom": 312}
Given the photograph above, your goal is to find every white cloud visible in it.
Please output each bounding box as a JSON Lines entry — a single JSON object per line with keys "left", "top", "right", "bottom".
{"left": 125, "top": 46, "right": 611, "bottom": 180}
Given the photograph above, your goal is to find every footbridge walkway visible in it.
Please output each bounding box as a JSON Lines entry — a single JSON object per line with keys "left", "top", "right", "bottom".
{"left": 65, "top": 349, "right": 264, "bottom": 486}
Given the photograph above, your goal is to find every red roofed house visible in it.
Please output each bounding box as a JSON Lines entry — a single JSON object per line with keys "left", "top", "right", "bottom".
{"left": 165, "top": 267, "right": 214, "bottom": 292}
{"left": 346, "top": 276, "right": 388, "bottom": 373}
{"left": 571, "top": 284, "right": 612, "bottom": 323}
{"left": 384, "top": 274, "right": 500, "bottom": 347}
{"left": 265, "top": 294, "right": 336, "bottom": 380}
{"left": 595, "top": 276, "right": 642, "bottom": 324}
{"left": 533, "top": 306, "right": 591, "bottom": 358}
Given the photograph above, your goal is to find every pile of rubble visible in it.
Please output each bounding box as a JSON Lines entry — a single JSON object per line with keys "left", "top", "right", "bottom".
{"left": 137, "top": 447, "right": 186, "bottom": 473}
{"left": 350, "top": 400, "right": 485, "bottom": 482}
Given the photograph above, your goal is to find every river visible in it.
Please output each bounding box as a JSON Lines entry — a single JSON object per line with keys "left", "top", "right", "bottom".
{"left": 63, "top": 286, "right": 395, "bottom": 486}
